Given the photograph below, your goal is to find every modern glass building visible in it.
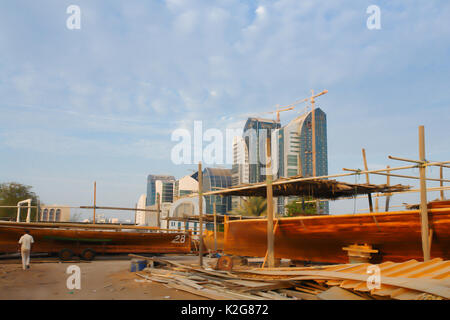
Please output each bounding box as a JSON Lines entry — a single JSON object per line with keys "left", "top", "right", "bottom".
{"left": 193, "top": 167, "right": 232, "bottom": 215}
{"left": 146, "top": 174, "right": 175, "bottom": 206}
{"left": 274, "top": 107, "right": 328, "bottom": 214}
{"left": 243, "top": 118, "right": 281, "bottom": 184}
{"left": 160, "top": 181, "right": 175, "bottom": 203}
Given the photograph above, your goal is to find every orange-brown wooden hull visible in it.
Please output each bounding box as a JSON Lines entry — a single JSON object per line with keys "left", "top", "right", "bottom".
{"left": 224, "top": 206, "right": 450, "bottom": 264}
{"left": 0, "top": 223, "right": 191, "bottom": 255}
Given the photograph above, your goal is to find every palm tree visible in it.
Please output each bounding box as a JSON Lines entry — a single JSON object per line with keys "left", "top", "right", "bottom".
{"left": 231, "top": 197, "right": 267, "bottom": 217}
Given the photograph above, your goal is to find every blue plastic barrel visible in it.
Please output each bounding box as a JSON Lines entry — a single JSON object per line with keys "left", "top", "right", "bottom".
{"left": 130, "top": 259, "right": 147, "bottom": 272}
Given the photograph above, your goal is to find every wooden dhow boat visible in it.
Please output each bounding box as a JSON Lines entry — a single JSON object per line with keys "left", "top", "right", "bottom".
{"left": 0, "top": 221, "right": 192, "bottom": 260}
{"left": 223, "top": 200, "right": 450, "bottom": 264}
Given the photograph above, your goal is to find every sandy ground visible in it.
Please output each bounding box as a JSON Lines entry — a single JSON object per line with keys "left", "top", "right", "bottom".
{"left": 0, "top": 256, "right": 206, "bottom": 300}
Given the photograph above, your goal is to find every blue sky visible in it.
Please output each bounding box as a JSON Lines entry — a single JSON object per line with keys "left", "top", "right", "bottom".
{"left": 0, "top": 1, "right": 449, "bottom": 220}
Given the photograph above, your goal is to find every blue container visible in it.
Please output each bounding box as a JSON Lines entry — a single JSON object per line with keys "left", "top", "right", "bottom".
{"left": 130, "top": 259, "right": 147, "bottom": 272}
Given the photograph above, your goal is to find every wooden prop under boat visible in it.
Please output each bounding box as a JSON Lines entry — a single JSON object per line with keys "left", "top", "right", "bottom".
{"left": 0, "top": 221, "right": 192, "bottom": 258}
{"left": 223, "top": 201, "right": 450, "bottom": 264}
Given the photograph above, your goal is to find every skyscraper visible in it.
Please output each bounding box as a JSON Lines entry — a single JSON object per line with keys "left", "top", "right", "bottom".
{"left": 274, "top": 107, "right": 328, "bottom": 214}
{"left": 242, "top": 118, "right": 281, "bottom": 184}
{"left": 231, "top": 136, "right": 249, "bottom": 209}
{"left": 146, "top": 174, "right": 175, "bottom": 206}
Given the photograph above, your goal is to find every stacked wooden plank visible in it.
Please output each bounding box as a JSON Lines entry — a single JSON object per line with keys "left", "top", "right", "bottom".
{"left": 129, "top": 255, "right": 450, "bottom": 300}
{"left": 133, "top": 262, "right": 296, "bottom": 299}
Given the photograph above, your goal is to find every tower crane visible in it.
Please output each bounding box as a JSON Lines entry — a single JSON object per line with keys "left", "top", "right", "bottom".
{"left": 265, "top": 89, "right": 328, "bottom": 124}
{"left": 266, "top": 105, "right": 296, "bottom": 122}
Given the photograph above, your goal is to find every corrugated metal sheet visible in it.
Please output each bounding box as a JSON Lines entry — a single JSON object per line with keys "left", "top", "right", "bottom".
{"left": 238, "top": 258, "right": 450, "bottom": 299}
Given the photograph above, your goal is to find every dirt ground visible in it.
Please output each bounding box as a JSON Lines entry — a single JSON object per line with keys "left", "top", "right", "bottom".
{"left": 0, "top": 256, "right": 206, "bottom": 300}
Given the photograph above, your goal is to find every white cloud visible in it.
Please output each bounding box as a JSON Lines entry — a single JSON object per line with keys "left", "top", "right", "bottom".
{"left": 174, "top": 10, "right": 198, "bottom": 34}
{"left": 1, "top": 0, "right": 449, "bottom": 209}
{"left": 255, "top": 6, "right": 266, "bottom": 17}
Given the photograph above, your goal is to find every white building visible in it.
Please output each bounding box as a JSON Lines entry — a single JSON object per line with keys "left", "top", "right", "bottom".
{"left": 165, "top": 196, "right": 207, "bottom": 236}
{"left": 136, "top": 194, "right": 159, "bottom": 226}
{"left": 39, "top": 205, "right": 71, "bottom": 222}
{"left": 231, "top": 136, "right": 249, "bottom": 209}
{"left": 174, "top": 174, "right": 198, "bottom": 200}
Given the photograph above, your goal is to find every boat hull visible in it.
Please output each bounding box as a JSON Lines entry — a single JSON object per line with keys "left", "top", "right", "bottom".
{"left": 0, "top": 223, "right": 191, "bottom": 256}
{"left": 224, "top": 206, "right": 450, "bottom": 264}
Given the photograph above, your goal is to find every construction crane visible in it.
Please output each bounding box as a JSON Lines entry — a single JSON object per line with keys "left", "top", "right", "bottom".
{"left": 265, "top": 89, "right": 328, "bottom": 123}
{"left": 267, "top": 105, "right": 296, "bottom": 122}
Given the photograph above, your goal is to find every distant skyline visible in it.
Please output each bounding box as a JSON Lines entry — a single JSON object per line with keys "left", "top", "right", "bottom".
{"left": 1, "top": 1, "right": 449, "bottom": 220}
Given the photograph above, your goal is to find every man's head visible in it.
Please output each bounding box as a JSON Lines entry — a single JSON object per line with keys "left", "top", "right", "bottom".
{"left": 25, "top": 230, "right": 30, "bottom": 234}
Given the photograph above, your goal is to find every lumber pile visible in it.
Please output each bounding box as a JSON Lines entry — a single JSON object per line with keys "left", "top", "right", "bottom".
{"left": 128, "top": 255, "right": 450, "bottom": 300}
{"left": 129, "top": 254, "right": 299, "bottom": 300}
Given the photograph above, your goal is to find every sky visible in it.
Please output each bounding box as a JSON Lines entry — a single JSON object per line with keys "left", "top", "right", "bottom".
{"left": 0, "top": 0, "right": 449, "bottom": 220}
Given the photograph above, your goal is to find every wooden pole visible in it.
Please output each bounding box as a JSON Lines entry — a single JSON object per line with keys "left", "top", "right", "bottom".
{"left": 441, "top": 166, "right": 445, "bottom": 200}
{"left": 266, "top": 137, "right": 275, "bottom": 268}
{"left": 362, "top": 148, "right": 374, "bottom": 212}
{"left": 385, "top": 166, "right": 391, "bottom": 211}
{"left": 418, "top": 126, "right": 430, "bottom": 261}
{"left": 311, "top": 92, "right": 320, "bottom": 213}
{"left": 80, "top": 206, "right": 157, "bottom": 212}
{"left": 36, "top": 199, "right": 40, "bottom": 222}
{"left": 343, "top": 168, "right": 450, "bottom": 183}
{"left": 156, "top": 193, "right": 161, "bottom": 228}
{"left": 198, "top": 162, "right": 204, "bottom": 267}
{"left": 93, "top": 181, "right": 96, "bottom": 224}
{"left": 213, "top": 202, "right": 217, "bottom": 253}
{"left": 262, "top": 218, "right": 279, "bottom": 268}
{"left": 134, "top": 203, "right": 137, "bottom": 225}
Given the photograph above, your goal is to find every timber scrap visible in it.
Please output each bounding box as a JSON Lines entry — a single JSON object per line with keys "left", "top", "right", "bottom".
{"left": 128, "top": 254, "right": 449, "bottom": 300}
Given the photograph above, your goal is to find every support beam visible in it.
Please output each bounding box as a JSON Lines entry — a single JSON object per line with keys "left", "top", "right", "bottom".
{"left": 262, "top": 219, "right": 279, "bottom": 268}
{"left": 266, "top": 137, "right": 275, "bottom": 268}
{"left": 418, "top": 126, "right": 430, "bottom": 261}
{"left": 156, "top": 193, "right": 161, "bottom": 228}
{"left": 342, "top": 168, "right": 450, "bottom": 183}
{"left": 385, "top": 166, "right": 391, "bottom": 212}
{"left": 93, "top": 181, "right": 96, "bottom": 224}
{"left": 429, "top": 163, "right": 450, "bottom": 169}
{"left": 80, "top": 206, "right": 157, "bottom": 212}
{"left": 213, "top": 202, "right": 217, "bottom": 253}
{"left": 298, "top": 185, "right": 450, "bottom": 204}
{"left": 36, "top": 199, "right": 40, "bottom": 222}
{"left": 441, "top": 166, "right": 445, "bottom": 201}
{"left": 390, "top": 155, "right": 450, "bottom": 169}
{"left": 388, "top": 155, "right": 424, "bottom": 164}
{"left": 198, "top": 162, "right": 204, "bottom": 267}
{"left": 362, "top": 148, "right": 373, "bottom": 212}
